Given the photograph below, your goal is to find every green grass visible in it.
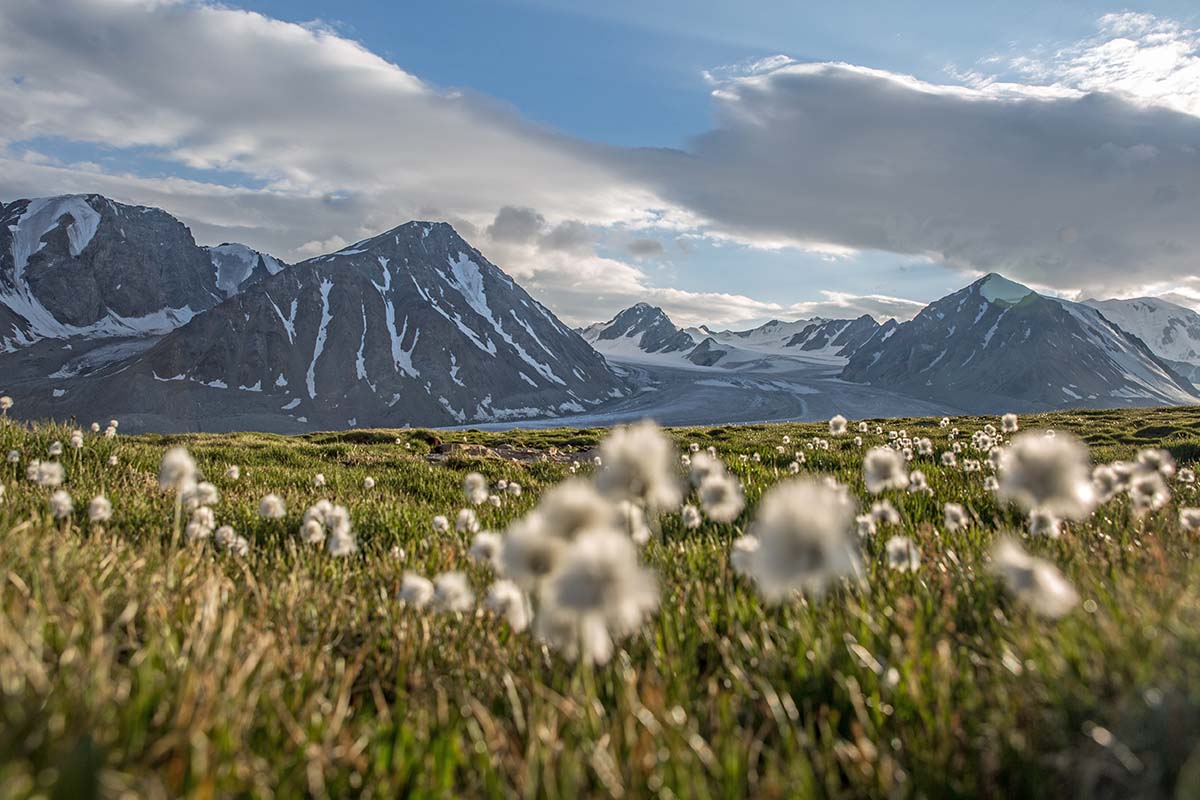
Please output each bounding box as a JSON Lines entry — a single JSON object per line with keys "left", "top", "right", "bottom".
{"left": 2, "top": 406, "right": 1200, "bottom": 798}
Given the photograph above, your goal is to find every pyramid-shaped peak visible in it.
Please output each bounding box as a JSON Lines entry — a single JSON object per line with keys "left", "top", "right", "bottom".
{"left": 976, "top": 273, "right": 1034, "bottom": 305}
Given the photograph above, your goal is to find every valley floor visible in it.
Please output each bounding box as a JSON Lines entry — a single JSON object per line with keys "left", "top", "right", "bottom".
{"left": 468, "top": 355, "right": 961, "bottom": 430}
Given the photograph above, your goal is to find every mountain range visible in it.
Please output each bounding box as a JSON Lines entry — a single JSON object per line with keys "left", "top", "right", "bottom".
{"left": 0, "top": 194, "right": 626, "bottom": 431}
{"left": 2, "top": 193, "right": 1197, "bottom": 430}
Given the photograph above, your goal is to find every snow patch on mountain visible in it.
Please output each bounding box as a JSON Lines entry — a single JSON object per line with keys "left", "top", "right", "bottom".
{"left": 978, "top": 273, "right": 1033, "bottom": 305}
{"left": 9, "top": 196, "right": 101, "bottom": 278}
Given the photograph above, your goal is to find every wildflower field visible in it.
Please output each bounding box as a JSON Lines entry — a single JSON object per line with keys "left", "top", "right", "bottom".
{"left": 2, "top": 407, "right": 1200, "bottom": 798}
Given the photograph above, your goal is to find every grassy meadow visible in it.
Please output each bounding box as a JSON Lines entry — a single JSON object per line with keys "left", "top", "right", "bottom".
{"left": 2, "top": 407, "right": 1200, "bottom": 798}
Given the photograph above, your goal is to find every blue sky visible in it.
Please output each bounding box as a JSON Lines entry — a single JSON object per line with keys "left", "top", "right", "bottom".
{"left": 3, "top": 0, "right": 1200, "bottom": 325}
{"left": 236, "top": 0, "right": 1195, "bottom": 147}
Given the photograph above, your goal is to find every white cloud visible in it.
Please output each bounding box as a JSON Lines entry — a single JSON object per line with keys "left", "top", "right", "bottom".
{"left": 3, "top": 1, "right": 1200, "bottom": 321}
{"left": 1000, "top": 12, "right": 1200, "bottom": 119}
{"left": 625, "top": 53, "right": 1200, "bottom": 296}
{"left": 0, "top": 0, "right": 664, "bottom": 250}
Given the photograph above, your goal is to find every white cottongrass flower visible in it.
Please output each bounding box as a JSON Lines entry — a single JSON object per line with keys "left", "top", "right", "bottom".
{"left": 506, "top": 482, "right": 522, "bottom": 497}
{"left": 69, "top": 430, "right": 84, "bottom": 450}
{"left": 943, "top": 502, "right": 968, "bottom": 532}
{"left": 27, "top": 460, "right": 65, "bottom": 488}
{"left": 107, "top": 454, "right": 118, "bottom": 467}
{"left": 1027, "top": 510, "right": 1062, "bottom": 538}
{"left": 363, "top": 476, "right": 376, "bottom": 490}
{"left": 1179, "top": 508, "right": 1200, "bottom": 531}
{"left": 433, "top": 571, "right": 475, "bottom": 613}
{"left": 907, "top": 470, "right": 931, "bottom": 495}
{"left": 215, "top": 526, "right": 250, "bottom": 556}
{"left": 1137, "top": 448, "right": 1176, "bottom": 479}
{"left": 535, "top": 479, "right": 619, "bottom": 540}
{"left": 1001, "top": 413, "right": 1019, "bottom": 433}
{"left": 743, "top": 478, "right": 861, "bottom": 602}
{"left": 312, "top": 473, "right": 326, "bottom": 487}
{"left": 730, "top": 534, "right": 759, "bottom": 576}
{"left": 48, "top": 490, "right": 73, "bottom": 520}
{"left": 595, "top": 420, "right": 682, "bottom": 512}
{"left": 463, "top": 472, "right": 489, "bottom": 506}
{"left": 939, "top": 417, "right": 950, "bottom": 428}
{"left": 1092, "top": 465, "right": 1121, "bottom": 504}
{"left": 885, "top": 536, "right": 920, "bottom": 571}
{"left": 991, "top": 538, "right": 1078, "bottom": 619}
{"left": 158, "top": 447, "right": 196, "bottom": 491}
{"left": 535, "top": 529, "right": 659, "bottom": 665}
{"left": 214, "top": 525, "right": 235, "bottom": 548}
{"left": 698, "top": 472, "right": 745, "bottom": 523}
{"left": 488, "top": 494, "right": 501, "bottom": 507}
{"left": 327, "top": 528, "right": 357, "bottom": 557}
{"left": 399, "top": 573, "right": 435, "bottom": 609}
{"left": 191, "top": 506, "right": 216, "bottom": 530}
{"left": 104, "top": 425, "right": 117, "bottom": 438}
{"left": 320, "top": 505, "right": 356, "bottom": 556}
{"left": 484, "top": 580, "right": 532, "bottom": 632}
{"left": 941, "top": 451, "right": 957, "bottom": 467}
{"left": 300, "top": 500, "right": 353, "bottom": 551}
{"left": 829, "top": 415, "right": 848, "bottom": 436}
{"left": 681, "top": 504, "right": 701, "bottom": 529}
{"left": 181, "top": 481, "right": 219, "bottom": 512}
{"left": 0, "top": 396, "right": 11, "bottom": 412}
{"left": 6, "top": 449, "right": 18, "bottom": 464}
{"left": 48, "top": 441, "right": 63, "bottom": 457}
{"left": 109, "top": 419, "right": 119, "bottom": 430}
{"left": 186, "top": 507, "right": 215, "bottom": 541}
{"left": 225, "top": 465, "right": 240, "bottom": 481}
{"left": 1129, "top": 470, "right": 1170, "bottom": 515}
{"left": 617, "top": 500, "right": 652, "bottom": 545}
{"left": 469, "top": 531, "right": 503, "bottom": 569}
{"left": 432, "top": 515, "right": 450, "bottom": 533}
{"left": 858, "top": 422, "right": 869, "bottom": 433}
{"left": 258, "top": 493, "right": 286, "bottom": 519}
{"left": 915, "top": 438, "right": 933, "bottom": 456}
{"left": 90, "top": 422, "right": 100, "bottom": 433}
{"left": 870, "top": 500, "right": 900, "bottom": 526}
{"left": 500, "top": 516, "right": 566, "bottom": 589}
{"left": 864, "top": 447, "right": 909, "bottom": 494}
{"left": 983, "top": 475, "right": 1000, "bottom": 492}
{"left": 689, "top": 452, "right": 725, "bottom": 487}
{"left": 455, "top": 508, "right": 480, "bottom": 534}
{"left": 855, "top": 514, "right": 877, "bottom": 537}
{"left": 300, "top": 518, "right": 326, "bottom": 544}
{"left": 88, "top": 495, "right": 112, "bottom": 523}
{"left": 998, "top": 432, "right": 1095, "bottom": 520}
{"left": 1178, "top": 467, "right": 1196, "bottom": 485}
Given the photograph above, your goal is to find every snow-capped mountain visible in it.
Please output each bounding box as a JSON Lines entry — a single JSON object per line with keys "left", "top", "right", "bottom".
{"left": 842, "top": 273, "right": 1200, "bottom": 411}
{"left": 206, "top": 243, "right": 288, "bottom": 298}
{"left": 783, "top": 315, "right": 885, "bottom": 357}
{"left": 585, "top": 303, "right": 891, "bottom": 370}
{"left": 27, "top": 221, "right": 627, "bottom": 430}
{"left": 0, "top": 194, "right": 227, "bottom": 349}
{"left": 1083, "top": 296, "right": 1200, "bottom": 382}
{"left": 699, "top": 318, "right": 824, "bottom": 352}
{"left": 581, "top": 303, "right": 699, "bottom": 357}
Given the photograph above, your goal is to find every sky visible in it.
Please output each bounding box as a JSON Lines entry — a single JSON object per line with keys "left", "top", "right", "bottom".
{"left": 2, "top": 0, "right": 1200, "bottom": 327}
